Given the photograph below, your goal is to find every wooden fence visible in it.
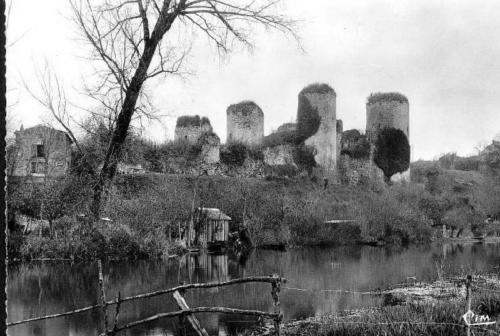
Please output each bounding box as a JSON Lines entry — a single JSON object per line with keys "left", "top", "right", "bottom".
{"left": 7, "top": 259, "right": 285, "bottom": 336}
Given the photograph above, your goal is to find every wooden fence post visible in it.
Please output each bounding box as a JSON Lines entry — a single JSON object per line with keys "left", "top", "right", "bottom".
{"left": 173, "top": 290, "right": 209, "bottom": 336}
{"left": 271, "top": 274, "right": 283, "bottom": 336}
{"left": 110, "top": 291, "right": 121, "bottom": 336}
{"left": 98, "top": 259, "right": 109, "bottom": 335}
{"left": 465, "top": 274, "right": 472, "bottom": 336}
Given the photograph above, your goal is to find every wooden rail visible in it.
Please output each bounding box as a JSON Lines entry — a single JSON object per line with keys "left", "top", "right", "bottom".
{"left": 7, "top": 275, "right": 283, "bottom": 327}
{"left": 8, "top": 264, "right": 284, "bottom": 336}
{"left": 106, "top": 307, "right": 280, "bottom": 334}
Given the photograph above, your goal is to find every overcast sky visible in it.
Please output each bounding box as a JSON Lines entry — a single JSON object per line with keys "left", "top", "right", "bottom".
{"left": 6, "top": 0, "right": 500, "bottom": 160}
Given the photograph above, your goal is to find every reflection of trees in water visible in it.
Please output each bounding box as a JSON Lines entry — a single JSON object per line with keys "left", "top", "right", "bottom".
{"left": 8, "top": 243, "right": 500, "bottom": 336}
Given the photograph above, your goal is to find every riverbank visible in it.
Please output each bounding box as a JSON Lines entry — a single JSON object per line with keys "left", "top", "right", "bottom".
{"left": 8, "top": 168, "right": 499, "bottom": 261}
{"left": 246, "top": 275, "right": 500, "bottom": 336}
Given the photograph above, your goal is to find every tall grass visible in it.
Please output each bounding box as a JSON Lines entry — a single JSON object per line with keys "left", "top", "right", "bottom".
{"left": 280, "top": 289, "right": 500, "bottom": 336}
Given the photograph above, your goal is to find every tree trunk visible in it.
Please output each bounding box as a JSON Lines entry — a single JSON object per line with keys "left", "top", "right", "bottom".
{"left": 90, "top": 4, "right": 183, "bottom": 219}
{"left": 90, "top": 42, "right": 162, "bottom": 219}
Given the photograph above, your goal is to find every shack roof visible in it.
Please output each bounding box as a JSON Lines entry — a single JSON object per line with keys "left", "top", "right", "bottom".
{"left": 198, "top": 208, "right": 231, "bottom": 221}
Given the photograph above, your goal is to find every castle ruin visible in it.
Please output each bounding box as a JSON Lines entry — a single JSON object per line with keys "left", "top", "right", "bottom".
{"left": 175, "top": 115, "right": 213, "bottom": 144}
{"left": 297, "top": 83, "right": 337, "bottom": 174}
{"left": 168, "top": 86, "right": 410, "bottom": 183}
{"left": 366, "top": 92, "right": 410, "bottom": 181}
{"left": 366, "top": 92, "right": 409, "bottom": 143}
{"left": 8, "top": 125, "right": 73, "bottom": 179}
{"left": 226, "top": 101, "right": 264, "bottom": 146}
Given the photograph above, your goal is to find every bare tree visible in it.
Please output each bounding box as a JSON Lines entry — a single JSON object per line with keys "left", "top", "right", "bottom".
{"left": 23, "top": 62, "right": 83, "bottom": 154}
{"left": 474, "top": 140, "right": 488, "bottom": 155}
{"left": 70, "top": 0, "right": 298, "bottom": 218}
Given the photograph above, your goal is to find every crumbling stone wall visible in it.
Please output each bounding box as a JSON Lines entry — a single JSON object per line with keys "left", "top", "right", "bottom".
{"left": 263, "top": 144, "right": 296, "bottom": 166}
{"left": 199, "top": 133, "right": 221, "bottom": 164}
{"left": 174, "top": 115, "right": 213, "bottom": 144}
{"left": 338, "top": 154, "right": 384, "bottom": 187}
{"left": 9, "top": 125, "right": 72, "bottom": 178}
{"left": 226, "top": 101, "right": 264, "bottom": 146}
{"left": 297, "top": 83, "right": 337, "bottom": 174}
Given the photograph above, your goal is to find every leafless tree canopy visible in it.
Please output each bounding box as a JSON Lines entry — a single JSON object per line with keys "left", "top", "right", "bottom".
{"left": 23, "top": 62, "right": 83, "bottom": 153}
{"left": 69, "top": 0, "right": 298, "bottom": 217}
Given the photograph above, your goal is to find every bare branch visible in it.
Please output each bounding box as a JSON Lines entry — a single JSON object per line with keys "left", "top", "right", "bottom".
{"left": 23, "top": 62, "right": 83, "bottom": 154}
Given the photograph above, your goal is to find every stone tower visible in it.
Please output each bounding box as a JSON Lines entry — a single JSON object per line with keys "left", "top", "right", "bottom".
{"left": 297, "top": 83, "right": 337, "bottom": 173}
{"left": 174, "top": 115, "right": 213, "bottom": 144}
{"left": 336, "top": 119, "right": 343, "bottom": 164}
{"left": 366, "top": 92, "right": 409, "bottom": 143}
{"left": 366, "top": 92, "right": 410, "bottom": 181}
{"left": 226, "top": 101, "right": 264, "bottom": 146}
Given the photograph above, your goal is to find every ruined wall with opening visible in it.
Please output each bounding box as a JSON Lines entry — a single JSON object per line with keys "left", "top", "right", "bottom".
{"left": 9, "top": 125, "right": 72, "bottom": 178}
{"left": 297, "top": 83, "right": 337, "bottom": 174}
{"left": 226, "top": 101, "right": 264, "bottom": 146}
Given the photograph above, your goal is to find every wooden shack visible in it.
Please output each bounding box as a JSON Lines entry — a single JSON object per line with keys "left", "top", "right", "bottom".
{"left": 189, "top": 208, "right": 231, "bottom": 250}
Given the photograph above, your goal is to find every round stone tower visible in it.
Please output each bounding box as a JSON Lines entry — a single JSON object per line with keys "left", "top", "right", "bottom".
{"left": 366, "top": 92, "right": 410, "bottom": 181}
{"left": 297, "top": 83, "right": 337, "bottom": 173}
{"left": 366, "top": 92, "right": 409, "bottom": 143}
{"left": 336, "top": 119, "right": 343, "bottom": 164}
{"left": 226, "top": 101, "right": 264, "bottom": 146}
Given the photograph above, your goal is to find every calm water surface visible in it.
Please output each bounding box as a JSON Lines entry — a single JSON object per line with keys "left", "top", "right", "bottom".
{"left": 7, "top": 242, "right": 500, "bottom": 336}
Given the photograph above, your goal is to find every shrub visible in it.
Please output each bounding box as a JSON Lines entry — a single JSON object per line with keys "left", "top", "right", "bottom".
{"left": 296, "top": 97, "right": 321, "bottom": 142}
{"left": 293, "top": 145, "right": 317, "bottom": 173}
{"left": 418, "top": 195, "right": 450, "bottom": 226}
{"left": 367, "top": 92, "right": 408, "bottom": 105}
{"left": 262, "top": 129, "right": 300, "bottom": 147}
{"left": 267, "top": 164, "right": 299, "bottom": 178}
{"left": 374, "top": 128, "right": 410, "bottom": 183}
{"left": 247, "top": 146, "right": 265, "bottom": 161}
{"left": 455, "top": 157, "right": 480, "bottom": 171}
{"left": 102, "top": 225, "right": 142, "bottom": 259}
{"left": 220, "top": 142, "right": 248, "bottom": 166}
{"left": 341, "top": 134, "right": 371, "bottom": 159}
{"left": 438, "top": 152, "right": 458, "bottom": 169}
{"left": 164, "top": 139, "right": 202, "bottom": 160}
{"left": 300, "top": 83, "right": 335, "bottom": 95}
{"left": 176, "top": 115, "right": 211, "bottom": 128}
{"left": 360, "top": 189, "right": 432, "bottom": 245}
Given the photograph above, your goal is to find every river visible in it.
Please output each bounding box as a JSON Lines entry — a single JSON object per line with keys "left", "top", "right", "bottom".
{"left": 7, "top": 242, "right": 500, "bottom": 336}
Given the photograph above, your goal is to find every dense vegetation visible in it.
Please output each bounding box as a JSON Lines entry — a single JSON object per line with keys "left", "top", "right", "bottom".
{"left": 367, "top": 92, "right": 409, "bottom": 104}
{"left": 273, "top": 288, "right": 500, "bottom": 336}
{"left": 176, "top": 115, "right": 211, "bottom": 128}
{"left": 10, "top": 158, "right": 500, "bottom": 261}
{"left": 7, "top": 119, "right": 500, "bottom": 261}
{"left": 296, "top": 97, "right": 321, "bottom": 143}
{"left": 299, "top": 83, "right": 336, "bottom": 95}
{"left": 227, "top": 101, "right": 262, "bottom": 116}
{"left": 340, "top": 129, "right": 371, "bottom": 159}
{"left": 374, "top": 128, "right": 411, "bottom": 182}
